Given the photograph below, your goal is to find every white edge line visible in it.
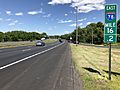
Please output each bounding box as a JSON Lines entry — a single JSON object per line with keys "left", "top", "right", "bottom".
{"left": 0, "top": 42, "right": 65, "bottom": 70}
{"left": 22, "top": 49, "right": 31, "bottom": 52}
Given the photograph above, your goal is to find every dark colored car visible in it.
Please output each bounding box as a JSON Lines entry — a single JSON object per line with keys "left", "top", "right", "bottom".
{"left": 59, "top": 39, "right": 63, "bottom": 43}
{"left": 36, "top": 40, "right": 45, "bottom": 46}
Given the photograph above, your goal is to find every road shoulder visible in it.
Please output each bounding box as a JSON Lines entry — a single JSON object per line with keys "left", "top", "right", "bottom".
{"left": 54, "top": 44, "right": 83, "bottom": 90}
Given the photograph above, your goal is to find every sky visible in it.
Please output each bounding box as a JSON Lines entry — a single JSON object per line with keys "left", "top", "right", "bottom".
{"left": 0, "top": 0, "right": 119, "bottom": 35}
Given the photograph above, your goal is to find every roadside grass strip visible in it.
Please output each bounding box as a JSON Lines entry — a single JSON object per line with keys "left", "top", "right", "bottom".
{"left": 70, "top": 44, "right": 120, "bottom": 90}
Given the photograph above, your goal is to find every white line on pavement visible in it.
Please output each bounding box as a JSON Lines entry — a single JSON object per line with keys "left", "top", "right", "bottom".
{"left": 22, "top": 49, "right": 31, "bottom": 52}
{"left": 0, "top": 42, "right": 64, "bottom": 70}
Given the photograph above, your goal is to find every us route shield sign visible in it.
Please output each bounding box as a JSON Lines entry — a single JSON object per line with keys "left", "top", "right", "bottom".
{"left": 104, "top": 4, "right": 117, "bottom": 43}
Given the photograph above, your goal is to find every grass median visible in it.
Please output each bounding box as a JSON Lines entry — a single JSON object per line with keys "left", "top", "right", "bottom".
{"left": 0, "top": 39, "right": 58, "bottom": 48}
{"left": 43, "top": 39, "right": 58, "bottom": 43}
{"left": 70, "top": 44, "right": 120, "bottom": 90}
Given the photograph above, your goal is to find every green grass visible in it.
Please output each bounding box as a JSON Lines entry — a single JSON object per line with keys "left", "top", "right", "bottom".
{"left": 70, "top": 44, "right": 120, "bottom": 90}
{"left": 43, "top": 39, "right": 58, "bottom": 43}
{"left": 103, "top": 43, "right": 120, "bottom": 49}
{"left": 113, "top": 43, "right": 120, "bottom": 49}
{"left": 0, "top": 39, "right": 58, "bottom": 48}
{"left": 0, "top": 41, "right": 35, "bottom": 48}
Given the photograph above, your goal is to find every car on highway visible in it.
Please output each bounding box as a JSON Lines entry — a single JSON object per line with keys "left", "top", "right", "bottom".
{"left": 36, "top": 40, "right": 45, "bottom": 46}
{"left": 59, "top": 38, "right": 63, "bottom": 43}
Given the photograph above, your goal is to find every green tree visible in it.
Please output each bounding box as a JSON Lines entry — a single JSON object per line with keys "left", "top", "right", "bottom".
{"left": 117, "top": 19, "right": 120, "bottom": 34}
{"left": 1, "top": 31, "right": 47, "bottom": 42}
{"left": 117, "top": 19, "right": 120, "bottom": 42}
{"left": 0, "top": 32, "right": 4, "bottom": 42}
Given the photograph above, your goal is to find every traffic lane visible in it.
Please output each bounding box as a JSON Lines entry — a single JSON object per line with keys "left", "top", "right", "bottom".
{"left": 0, "top": 41, "right": 60, "bottom": 57}
{"left": 0, "top": 41, "right": 59, "bottom": 54}
{"left": 0, "top": 42, "right": 73, "bottom": 90}
{"left": 0, "top": 41, "right": 62, "bottom": 67}
{"left": 0, "top": 45, "right": 34, "bottom": 54}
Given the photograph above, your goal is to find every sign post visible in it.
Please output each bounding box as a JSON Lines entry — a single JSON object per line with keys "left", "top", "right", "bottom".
{"left": 104, "top": 4, "right": 117, "bottom": 80}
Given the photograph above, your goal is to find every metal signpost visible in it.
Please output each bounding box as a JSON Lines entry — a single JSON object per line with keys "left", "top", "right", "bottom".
{"left": 104, "top": 4, "right": 117, "bottom": 80}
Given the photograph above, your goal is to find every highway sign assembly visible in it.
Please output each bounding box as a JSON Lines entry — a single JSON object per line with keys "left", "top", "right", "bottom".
{"left": 104, "top": 4, "right": 117, "bottom": 80}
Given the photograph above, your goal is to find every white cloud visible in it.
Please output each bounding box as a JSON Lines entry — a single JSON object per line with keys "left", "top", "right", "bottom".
{"left": 43, "top": 14, "right": 52, "bottom": 18}
{"left": 48, "top": 0, "right": 72, "bottom": 5}
{"left": 28, "top": 9, "right": 44, "bottom": 15}
{"left": 48, "top": 0, "right": 105, "bottom": 13}
{"left": 86, "top": 22, "right": 92, "bottom": 25}
{"left": 72, "top": 4, "right": 104, "bottom": 13}
{"left": 58, "top": 18, "right": 86, "bottom": 24}
{"left": 35, "top": 30, "right": 43, "bottom": 34}
{"left": 6, "top": 11, "right": 12, "bottom": 15}
{"left": 8, "top": 20, "right": 18, "bottom": 26}
{"left": 78, "top": 18, "right": 87, "bottom": 22}
{"left": 69, "top": 23, "right": 76, "bottom": 27}
{"left": 9, "top": 23, "right": 15, "bottom": 26}
{"left": 6, "top": 19, "right": 12, "bottom": 21}
{"left": 69, "top": 22, "right": 83, "bottom": 27}
{"left": 65, "top": 14, "right": 68, "bottom": 16}
{"left": 39, "top": 9, "right": 44, "bottom": 14}
{"left": 15, "top": 12, "right": 23, "bottom": 16}
{"left": 79, "top": 23, "right": 83, "bottom": 26}
{"left": 28, "top": 11, "right": 39, "bottom": 15}
{"left": 64, "top": 30, "right": 70, "bottom": 34}
{"left": 72, "top": 0, "right": 105, "bottom": 13}
{"left": 14, "top": 20, "right": 18, "bottom": 23}
{"left": 58, "top": 20, "right": 72, "bottom": 23}
{"left": 0, "top": 18, "right": 3, "bottom": 21}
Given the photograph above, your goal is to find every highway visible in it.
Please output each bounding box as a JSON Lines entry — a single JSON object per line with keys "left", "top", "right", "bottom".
{"left": 0, "top": 41, "right": 81, "bottom": 90}
{"left": 0, "top": 41, "right": 60, "bottom": 67}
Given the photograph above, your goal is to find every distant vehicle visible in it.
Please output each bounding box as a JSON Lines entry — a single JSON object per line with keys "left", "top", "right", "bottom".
{"left": 36, "top": 40, "right": 45, "bottom": 46}
{"left": 59, "top": 39, "right": 63, "bottom": 43}
{"left": 72, "top": 41, "right": 79, "bottom": 44}
{"left": 41, "top": 38, "right": 45, "bottom": 41}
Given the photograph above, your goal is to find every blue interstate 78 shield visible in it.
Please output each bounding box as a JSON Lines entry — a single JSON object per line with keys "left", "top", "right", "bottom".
{"left": 106, "top": 12, "right": 115, "bottom": 21}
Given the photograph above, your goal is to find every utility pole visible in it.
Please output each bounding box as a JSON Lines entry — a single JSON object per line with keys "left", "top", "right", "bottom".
{"left": 75, "top": 6, "right": 78, "bottom": 45}
{"left": 92, "top": 29, "right": 93, "bottom": 44}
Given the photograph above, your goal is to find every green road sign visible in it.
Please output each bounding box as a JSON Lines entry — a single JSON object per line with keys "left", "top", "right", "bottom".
{"left": 104, "top": 4, "right": 117, "bottom": 43}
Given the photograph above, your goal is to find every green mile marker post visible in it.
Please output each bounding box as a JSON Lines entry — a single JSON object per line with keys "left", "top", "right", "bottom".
{"left": 104, "top": 4, "right": 117, "bottom": 80}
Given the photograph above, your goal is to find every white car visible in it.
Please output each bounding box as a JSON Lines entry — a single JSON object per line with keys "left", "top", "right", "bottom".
{"left": 36, "top": 40, "right": 45, "bottom": 46}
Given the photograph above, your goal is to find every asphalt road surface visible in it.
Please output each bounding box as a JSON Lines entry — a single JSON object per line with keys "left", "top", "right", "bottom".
{"left": 0, "top": 41, "right": 82, "bottom": 90}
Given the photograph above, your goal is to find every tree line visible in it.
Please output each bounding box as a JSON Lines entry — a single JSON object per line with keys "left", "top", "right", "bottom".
{"left": 0, "top": 31, "right": 48, "bottom": 42}
{"left": 61, "top": 19, "right": 120, "bottom": 44}
{"left": 0, "top": 20, "right": 120, "bottom": 43}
